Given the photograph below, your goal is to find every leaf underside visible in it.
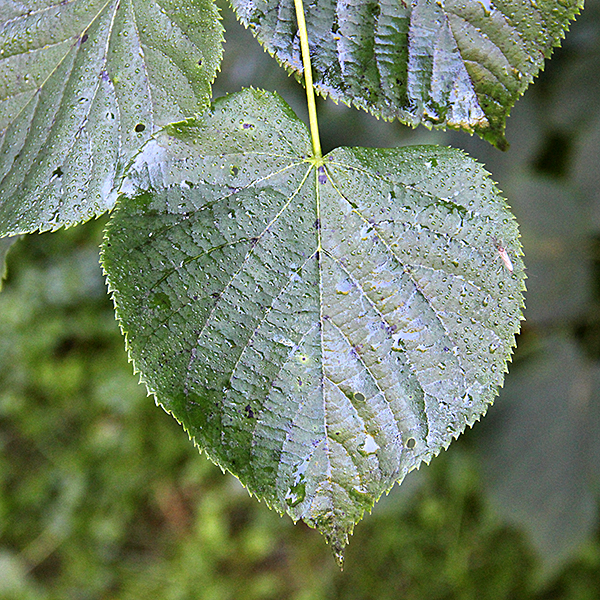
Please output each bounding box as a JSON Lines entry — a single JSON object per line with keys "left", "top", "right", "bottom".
{"left": 0, "top": 0, "right": 223, "bottom": 237}
{"left": 101, "top": 88, "right": 525, "bottom": 561}
{"left": 229, "top": 0, "right": 583, "bottom": 149}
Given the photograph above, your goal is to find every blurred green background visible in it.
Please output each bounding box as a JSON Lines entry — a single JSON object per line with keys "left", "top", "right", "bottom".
{"left": 2, "top": 2, "right": 600, "bottom": 598}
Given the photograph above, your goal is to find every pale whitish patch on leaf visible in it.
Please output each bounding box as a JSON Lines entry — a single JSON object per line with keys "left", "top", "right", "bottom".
{"left": 101, "top": 88, "right": 525, "bottom": 563}
{"left": 229, "top": 0, "right": 583, "bottom": 148}
{"left": 0, "top": 0, "right": 223, "bottom": 236}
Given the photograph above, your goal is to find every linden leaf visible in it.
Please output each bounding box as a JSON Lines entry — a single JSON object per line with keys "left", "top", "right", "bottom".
{"left": 101, "top": 88, "right": 525, "bottom": 562}
{"left": 230, "top": 0, "right": 583, "bottom": 148}
{"left": 0, "top": 0, "right": 223, "bottom": 235}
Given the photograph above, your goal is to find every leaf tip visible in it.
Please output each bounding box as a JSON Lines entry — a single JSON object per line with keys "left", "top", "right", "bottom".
{"left": 333, "top": 545, "right": 345, "bottom": 570}
{"left": 323, "top": 526, "right": 347, "bottom": 569}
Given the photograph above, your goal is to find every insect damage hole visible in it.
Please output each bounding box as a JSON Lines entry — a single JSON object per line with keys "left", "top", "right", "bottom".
{"left": 50, "top": 166, "right": 63, "bottom": 181}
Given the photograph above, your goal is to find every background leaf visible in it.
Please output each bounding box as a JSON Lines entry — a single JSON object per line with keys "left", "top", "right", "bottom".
{"left": 499, "top": 175, "right": 591, "bottom": 326}
{"left": 102, "top": 88, "right": 525, "bottom": 559}
{"left": 0, "top": 0, "right": 223, "bottom": 236}
{"left": 0, "top": 234, "right": 18, "bottom": 290}
{"left": 229, "top": 0, "right": 582, "bottom": 149}
{"left": 479, "top": 335, "right": 600, "bottom": 581}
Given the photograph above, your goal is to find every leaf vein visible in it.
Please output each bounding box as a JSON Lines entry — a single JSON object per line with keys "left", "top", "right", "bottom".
{"left": 120, "top": 160, "right": 306, "bottom": 261}
{"left": 182, "top": 164, "right": 314, "bottom": 393}
{"left": 324, "top": 252, "right": 429, "bottom": 433}
{"left": 324, "top": 172, "right": 469, "bottom": 393}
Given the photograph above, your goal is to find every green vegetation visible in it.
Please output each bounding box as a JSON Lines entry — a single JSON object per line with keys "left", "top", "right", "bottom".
{"left": 1, "top": 0, "right": 599, "bottom": 595}
{"left": 1, "top": 220, "right": 598, "bottom": 597}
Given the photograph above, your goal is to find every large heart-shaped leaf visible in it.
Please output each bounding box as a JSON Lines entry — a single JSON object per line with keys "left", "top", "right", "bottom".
{"left": 0, "top": 0, "right": 223, "bottom": 236}
{"left": 101, "top": 88, "right": 525, "bottom": 561}
{"left": 229, "top": 0, "right": 582, "bottom": 149}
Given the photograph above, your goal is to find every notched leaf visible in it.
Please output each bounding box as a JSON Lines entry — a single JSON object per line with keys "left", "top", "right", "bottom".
{"left": 101, "top": 88, "right": 525, "bottom": 562}
{"left": 0, "top": 0, "right": 224, "bottom": 236}
{"left": 229, "top": 0, "right": 583, "bottom": 148}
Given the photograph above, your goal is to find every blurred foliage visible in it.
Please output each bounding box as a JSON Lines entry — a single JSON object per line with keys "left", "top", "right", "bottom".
{"left": 1, "top": 0, "right": 600, "bottom": 598}
{"left": 0, "top": 220, "right": 540, "bottom": 599}
{"left": 0, "top": 237, "right": 18, "bottom": 292}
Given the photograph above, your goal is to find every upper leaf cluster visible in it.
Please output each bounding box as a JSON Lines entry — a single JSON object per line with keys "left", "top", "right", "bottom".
{"left": 0, "top": 0, "right": 582, "bottom": 235}
{"left": 230, "top": 0, "right": 583, "bottom": 149}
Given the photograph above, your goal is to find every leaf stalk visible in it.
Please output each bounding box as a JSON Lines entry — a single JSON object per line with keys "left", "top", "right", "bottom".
{"left": 293, "top": 0, "right": 322, "bottom": 161}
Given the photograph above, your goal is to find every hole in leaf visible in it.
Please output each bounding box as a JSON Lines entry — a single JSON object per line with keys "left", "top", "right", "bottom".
{"left": 353, "top": 392, "right": 365, "bottom": 403}
{"left": 285, "top": 482, "right": 306, "bottom": 507}
{"left": 406, "top": 437, "right": 416, "bottom": 449}
{"left": 135, "top": 123, "right": 146, "bottom": 133}
{"left": 51, "top": 166, "right": 63, "bottom": 180}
